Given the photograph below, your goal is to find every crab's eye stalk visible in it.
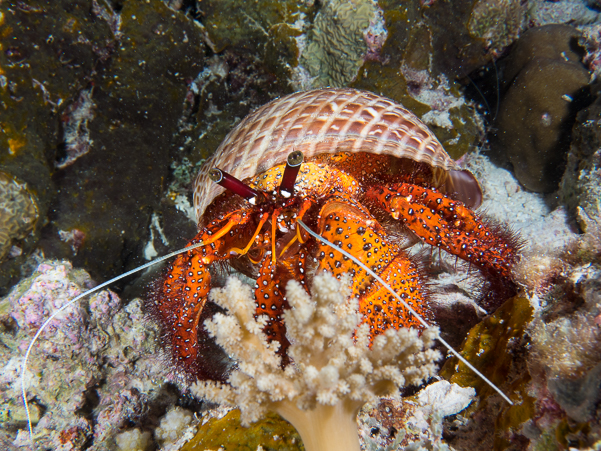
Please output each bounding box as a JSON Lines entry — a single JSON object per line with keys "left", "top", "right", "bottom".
{"left": 279, "top": 150, "right": 304, "bottom": 198}
{"left": 209, "top": 168, "right": 259, "bottom": 205}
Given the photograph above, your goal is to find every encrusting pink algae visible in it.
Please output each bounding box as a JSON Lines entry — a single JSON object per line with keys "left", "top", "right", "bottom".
{"left": 2, "top": 260, "right": 169, "bottom": 450}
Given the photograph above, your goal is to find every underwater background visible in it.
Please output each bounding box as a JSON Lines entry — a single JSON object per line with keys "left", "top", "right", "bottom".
{"left": 1, "top": 0, "right": 601, "bottom": 450}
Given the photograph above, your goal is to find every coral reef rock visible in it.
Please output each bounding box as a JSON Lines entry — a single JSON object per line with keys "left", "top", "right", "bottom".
{"left": 0, "top": 172, "right": 38, "bottom": 262}
{"left": 492, "top": 24, "right": 592, "bottom": 193}
{"left": 0, "top": 260, "right": 170, "bottom": 450}
{"left": 530, "top": 0, "right": 601, "bottom": 27}
{"left": 437, "top": 147, "right": 601, "bottom": 449}
{"left": 358, "top": 381, "right": 475, "bottom": 450}
{"left": 561, "top": 86, "right": 601, "bottom": 231}
{"left": 467, "top": 0, "right": 528, "bottom": 58}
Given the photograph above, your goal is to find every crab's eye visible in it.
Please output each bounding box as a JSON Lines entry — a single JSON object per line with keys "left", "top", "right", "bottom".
{"left": 279, "top": 150, "right": 304, "bottom": 198}
{"left": 209, "top": 168, "right": 259, "bottom": 204}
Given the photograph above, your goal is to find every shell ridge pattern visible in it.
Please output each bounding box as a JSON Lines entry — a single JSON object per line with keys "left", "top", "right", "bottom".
{"left": 298, "top": 90, "right": 354, "bottom": 156}
{"left": 273, "top": 91, "right": 324, "bottom": 154}
{"left": 374, "top": 104, "right": 411, "bottom": 156}
{"left": 398, "top": 121, "right": 420, "bottom": 157}
{"left": 334, "top": 95, "right": 381, "bottom": 153}
{"left": 225, "top": 110, "right": 259, "bottom": 168}
{"left": 240, "top": 95, "right": 289, "bottom": 174}
{"left": 256, "top": 92, "right": 313, "bottom": 161}
{"left": 285, "top": 92, "right": 357, "bottom": 157}
{"left": 254, "top": 90, "right": 324, "bottom": 174}
{"left": 350, "top": 97, "right": 391, "bottom": 152}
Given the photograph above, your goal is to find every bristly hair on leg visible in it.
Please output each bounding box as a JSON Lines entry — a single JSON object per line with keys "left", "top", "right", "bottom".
{"left": 475, "top": 213, "right": 524, "bottom": 311}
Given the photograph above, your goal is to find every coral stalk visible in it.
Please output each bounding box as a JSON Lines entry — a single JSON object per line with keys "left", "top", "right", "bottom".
{"left": 274, "top": 400, "right": 362, "bottom": 451}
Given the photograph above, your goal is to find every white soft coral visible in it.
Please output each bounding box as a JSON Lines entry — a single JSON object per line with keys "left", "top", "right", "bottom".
{"left": 155, "top": 406, "right": 194, "bottom": 444}
{"left": 191, "top": 272, "right": 440, "bottom": 451}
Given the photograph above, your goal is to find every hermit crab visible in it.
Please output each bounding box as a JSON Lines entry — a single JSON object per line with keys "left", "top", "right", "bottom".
{"left": 18, "top": 88, "right": 520, "bottom": 448}
{"left": 149, "top": 88, "right": 518, "bottom": 380}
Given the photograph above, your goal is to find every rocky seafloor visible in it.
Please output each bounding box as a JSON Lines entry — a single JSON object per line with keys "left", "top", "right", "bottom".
{"left": 2, "top": 0, "right": 601, "bottom": 450}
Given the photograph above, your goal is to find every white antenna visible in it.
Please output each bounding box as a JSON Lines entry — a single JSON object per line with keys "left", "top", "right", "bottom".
{"left": 297, "top": 220, "right": 514, "bottom": 406}
{"left": 21, "top": 242, "right": 205, "bottom": 444}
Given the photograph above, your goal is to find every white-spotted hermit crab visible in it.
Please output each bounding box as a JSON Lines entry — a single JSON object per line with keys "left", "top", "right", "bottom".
{"left": 148, "top": 87, "right": 519, "bottom": 380}
{"left": 21, "top": 88, "right": 519, "bottom": 446}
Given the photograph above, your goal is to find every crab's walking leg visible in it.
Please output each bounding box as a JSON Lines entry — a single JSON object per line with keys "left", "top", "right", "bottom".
{"left": 367, "top": 184, "right": 517, "bottom": 278}
{"left": 153, "top": 212, "right": 256, "bottom": 377}
{"left": 315, "top": 195, "right": 430, "bottom": 340}
{"left": 255, "top": 249, "right": 307, "bottom": 365}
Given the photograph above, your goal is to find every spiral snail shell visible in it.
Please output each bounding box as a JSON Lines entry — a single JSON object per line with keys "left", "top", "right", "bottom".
{"left": 193, "top": 88, "right": 481, "bottom": 221}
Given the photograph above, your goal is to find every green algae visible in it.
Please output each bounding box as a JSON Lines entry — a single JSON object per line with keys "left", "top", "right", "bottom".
{"left": 440, "top": 296, "right": 535, "bottom": 450}
{"left": 265, "top": 23, "right": 303, "bottom": 83}
{"left": 402, "top": 23, "right": 433, "bottom": 72}
{"left": 555, "top": 419, "right": 592, "bottom": 449}
{"left": 531, "top": 428, "right": 561, "bottom": 451}
{"left": 299, "top": 0, "right": 380, "bottom": 88}
{"left": 182, "top": 409, "right": 304, "bottom": 451}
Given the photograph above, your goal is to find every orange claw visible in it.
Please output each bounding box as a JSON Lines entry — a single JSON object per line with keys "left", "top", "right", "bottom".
{"left": 155, "top": 234, "right": 217, "bottom": 378}
{"left": 361, "top": 251, "right": 429, "bottom": 333}
{"left": 255, "top": 241, "right": 308, "bottom": 364}
{"left": 367, "top": 183, "right": 518, "bottom": 279}
{"left": 316, "top": 195, "right": 430, "bottom": 340}
{"left": 255, "top": 259, "right": 289, "bottom": 363}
